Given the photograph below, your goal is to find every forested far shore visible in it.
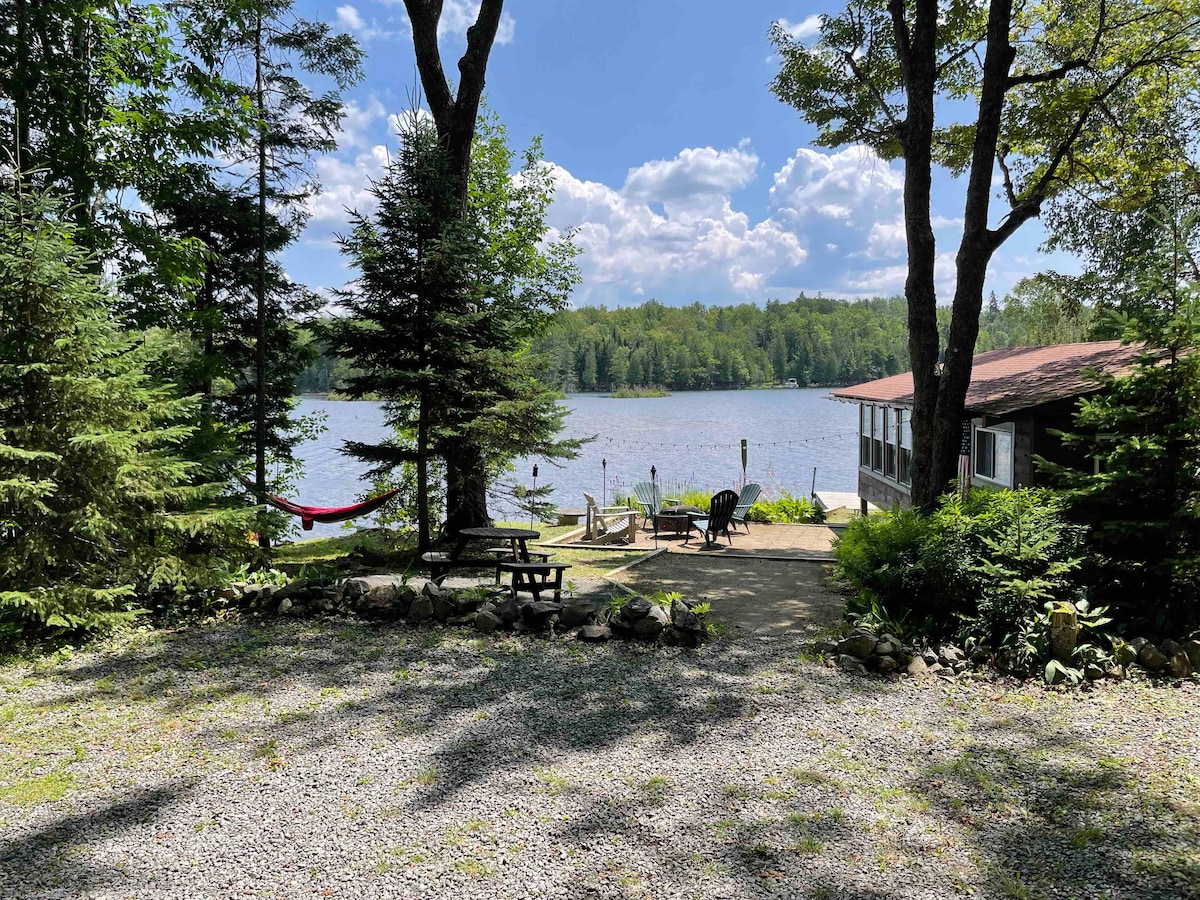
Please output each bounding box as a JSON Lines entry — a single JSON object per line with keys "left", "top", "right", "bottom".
{"left": 296, "top": 283, "right": 1094, "bottom": 395}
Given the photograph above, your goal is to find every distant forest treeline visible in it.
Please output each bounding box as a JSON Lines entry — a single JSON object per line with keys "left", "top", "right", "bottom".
{"left": 296, "top": 284, "right": 1093, "bottom": 394}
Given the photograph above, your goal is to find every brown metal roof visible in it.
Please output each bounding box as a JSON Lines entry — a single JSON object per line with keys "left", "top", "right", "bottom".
{"left": 830, "top": 341, "right": 1142, "bottom": 416}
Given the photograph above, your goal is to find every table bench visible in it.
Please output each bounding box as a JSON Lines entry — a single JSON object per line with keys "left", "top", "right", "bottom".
{"left": 421, "top": 552, "right": 499, "bottom": 583}
{"left": 498, "top": 561, "right": 572, "bottom": 602}
{"left": 484, "top": 546, "right": 551, "bottom": 583}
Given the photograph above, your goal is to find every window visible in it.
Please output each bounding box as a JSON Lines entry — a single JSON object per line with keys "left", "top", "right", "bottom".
{"left": 898, "top": 411, "right": 912, "bottom": 485}
{"left": 973, "top": 424, "right": 1014, "bottom": 487}
{"left": 884, "top": 408, "right": 897, "bottom": 479}
{"left": 871, "top": 405, "right": 884, "bottom": 472}
{"left": 860, "top": 404, "right": 871, "bottom": 467}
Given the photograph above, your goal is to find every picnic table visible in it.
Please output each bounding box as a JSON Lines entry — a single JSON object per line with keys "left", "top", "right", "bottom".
{"left": 421, "top": 526, "right": 542, "bottom": 583}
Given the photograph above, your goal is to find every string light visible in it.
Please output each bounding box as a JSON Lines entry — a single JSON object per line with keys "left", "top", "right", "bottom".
{"left": 560, "top": 429, "right": 858, "bottom": 452}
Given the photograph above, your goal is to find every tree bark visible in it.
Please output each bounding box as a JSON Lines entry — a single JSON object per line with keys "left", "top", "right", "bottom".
{"left": 253, "top": 10, "right": 270, "bottom": 548}
{"left": 404, "top": 0, "right": 504, "bottom": 532}
{"left": 905, "top": 0, "right": 1018, "bottom": 510}
{"left": 894, "top": 0, "right": 942, "bottom": 508}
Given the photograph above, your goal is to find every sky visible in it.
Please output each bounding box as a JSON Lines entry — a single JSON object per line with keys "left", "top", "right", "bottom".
{"left": 289, "top": 0, "right": 1074, "bottom": 309}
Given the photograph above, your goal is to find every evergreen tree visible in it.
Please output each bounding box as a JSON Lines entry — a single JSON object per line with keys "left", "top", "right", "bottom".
{"left": 0, "top": 190, "right": 253, "bottom": 645}
{"left": 331, "top": 114, "right": 580, "bottom": 550}
{"left": 1041, "top": 198, "right": 1200, "bottom": 630}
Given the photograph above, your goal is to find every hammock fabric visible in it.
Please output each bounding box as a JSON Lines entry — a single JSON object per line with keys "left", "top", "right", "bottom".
{"left": 239, "top": 476, "right": 400, "bottom": 530}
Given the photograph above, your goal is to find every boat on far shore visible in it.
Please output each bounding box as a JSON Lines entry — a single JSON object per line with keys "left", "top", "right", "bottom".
{"left": 784, "top": 378, "right": 799, "bottom": 388}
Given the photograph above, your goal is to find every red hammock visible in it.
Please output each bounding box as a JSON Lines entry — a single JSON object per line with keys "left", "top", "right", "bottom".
{"left": 239, "top": 476, "right": 400, "bottom": 530}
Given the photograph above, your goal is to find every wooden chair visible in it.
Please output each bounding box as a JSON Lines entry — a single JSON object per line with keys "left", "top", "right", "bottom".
{"left": 731, "top": 483, "right": 762, "bottom": 532}
{"left": 686, "top": 489, "right": 739, "bottom": 548}
{"left": 582, "top": 492, "right": 638, "bottom": 544}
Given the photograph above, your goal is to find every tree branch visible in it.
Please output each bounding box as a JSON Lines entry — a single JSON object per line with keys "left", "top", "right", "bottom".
{"left": 887, "top": 0, "right": 912, "bottom": 84}
{"left": 402, "top": 0, "right": 453, "bottom": 125}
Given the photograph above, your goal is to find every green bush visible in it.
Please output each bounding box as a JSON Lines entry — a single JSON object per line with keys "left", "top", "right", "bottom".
{"left": 746, "top": 491, "right": 825, "bottom": 524}
{"left": 834, "top": 489, "right": 1086, "bottom": 647}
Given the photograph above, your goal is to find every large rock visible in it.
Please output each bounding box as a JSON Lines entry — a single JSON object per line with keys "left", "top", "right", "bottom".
{"left": 559, "top": 601, "right": 595, "bottom": 629}
{"left": 876, "top": 655, "right": 899, "bottom": 675}
{"left": 433, "top": 595, "right": 459, "bottom": 622}
{"left": 497, "top": 595, "right": 523, "bottom": 625}
{"left": 1167, "top": 651, "right": 1192, "bottom": 679}
{"left": 522, "top": 601, "right": 564, "bottom": 623}
{"left": 837, "top": 632, "right": 877, "bottom": 659}
{"left": 474, "top": 611, "right": 502, "bottom": 634}
{"left": 1138, "top": 643, "right": 1168, "bottom": 671}
{"left": 1185, "top": 640, "right": 1200, "bottom": 669}
{"left": 276, "top": 597, "right": 293, "bottom": 616}
{"left": 620, "top": 597, "right": 652, "bottom": 622}
{"left": 634, "top": 604, "right": 670, "bottom": 639}
{"left": 577, "top": 624, "right": 612, "bottom": 642}
{"left": 406, "top": 594, "right": 433, "bottom": 625}
{"left": 670, "top": 598, "right": 704, "bottom": 633}
{"left": 874, "top": 639, "right": 899, "bottom": 656}
{"left": 937, "top": 645, "right": 964, "bottom": 666}
{"left": 832, "top": 654, "right": 869, "bottom": 676}
{"left": 1114, "top": 641, "right": 1139, "bottom": 666}
{"left": 906, "top": 657, "right": 930, "bottom": 678}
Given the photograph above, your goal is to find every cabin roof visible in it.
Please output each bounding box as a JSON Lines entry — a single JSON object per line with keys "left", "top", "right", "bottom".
{"left": 830, "top": 341, "right": 1143, "bottom": 416}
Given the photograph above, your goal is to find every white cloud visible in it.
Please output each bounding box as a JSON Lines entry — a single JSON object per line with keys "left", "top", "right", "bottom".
{"left": 309, "top": 144, "right": 390, "bottom": 224}
{"left": 544, "top": 145, "right": 806, "bottom": 302}
{"left": 770, "top": 145, "right": 903, "bottom": 226}
{"left": 621, "top": 142, "right": 759, "bottom": 216}
{"left": 337, "top": 4, "right": 364, "bottom": 30}
{"left": 777, "top": 15, "right": 822, "bottom": 40}
{"left": 388, "top": 0, "right": 516, "bottom": 45}
{"left": 337, "top": 96, "right": 387, "bottom": 150}
{"left": 336, "top": 3, "right": 400, "bottom": 42}
{"left": 846, "top": 250, "right": 960, "bottom": 299}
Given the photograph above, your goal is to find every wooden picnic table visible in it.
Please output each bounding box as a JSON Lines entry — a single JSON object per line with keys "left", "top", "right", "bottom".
{"left": 422, "top": 526, "right": 542, "bottom": 583}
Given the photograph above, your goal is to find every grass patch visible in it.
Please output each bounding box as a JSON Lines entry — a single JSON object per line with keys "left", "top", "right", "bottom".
{"left": 0, "top": 771, "right": 74, "bottom": 805}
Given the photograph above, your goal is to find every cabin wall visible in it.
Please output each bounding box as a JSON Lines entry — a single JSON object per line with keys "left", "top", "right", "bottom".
{"left": 858, "top": 471, "right": 911, "bottom": 510}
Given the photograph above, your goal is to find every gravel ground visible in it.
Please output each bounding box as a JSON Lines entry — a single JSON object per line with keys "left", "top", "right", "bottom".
{"left": 1, "top": 620, "right": 1198, "bottom": 900}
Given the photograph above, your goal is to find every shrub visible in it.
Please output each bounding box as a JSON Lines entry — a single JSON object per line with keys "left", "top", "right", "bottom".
{"left": 747, "top": 491, "right": 826, "bottom": 524}
{"left": 834, "top": 489, "right": 1086, "bottom": 647}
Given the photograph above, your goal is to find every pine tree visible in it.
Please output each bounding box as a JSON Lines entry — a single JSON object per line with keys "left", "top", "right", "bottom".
{"left": 0, "top": 190, "right": 254, "bottom": 644}
{"left": 330, "top": 113, "right": 581, "bottom": 550}
{"left": 1041, "top": 199, "right": 1200, "bottom": 630}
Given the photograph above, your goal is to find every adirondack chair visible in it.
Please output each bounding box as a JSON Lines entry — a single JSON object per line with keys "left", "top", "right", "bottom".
{"left": 632, "top": 481, "right": 662, "bottom": 526}
{"left": 730, "top": 482, "right": 762, "bottom": 533}
{"left": 686, "top": 489, "right": 739, "bottom": 548}
{"left": 582, "top": 492, "right": 638, "bottom": 544}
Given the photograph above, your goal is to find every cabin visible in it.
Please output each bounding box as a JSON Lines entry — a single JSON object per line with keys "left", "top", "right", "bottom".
{"left": 831, "top": 341, "right": 1142, "bottom": 511}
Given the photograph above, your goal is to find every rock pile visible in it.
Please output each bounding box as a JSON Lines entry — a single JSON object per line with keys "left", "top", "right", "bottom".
{"left": 816, "top": 629, "right": 970, "bottom": 680}
{"left": 818, "top": 626, "right": 1200, "bottom": 683}
{"left": 220, "top": 577, "right": 710, "bottom": 645}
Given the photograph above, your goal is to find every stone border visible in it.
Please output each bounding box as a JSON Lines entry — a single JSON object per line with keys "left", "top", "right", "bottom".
{"left": 218, "top": 572, "right": 711, "bottom": 646}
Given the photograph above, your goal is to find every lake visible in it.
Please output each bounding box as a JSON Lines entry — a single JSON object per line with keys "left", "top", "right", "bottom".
{"left": 289, "top": 389, "right": 858, "bottom": 537}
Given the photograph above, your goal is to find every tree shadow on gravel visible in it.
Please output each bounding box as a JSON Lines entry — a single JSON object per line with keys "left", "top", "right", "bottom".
{"left": 0, "top": 782, "right": 193, "bottom": 899}
{"left": 911, "top": 715, "right": 1200, "bottom": 900}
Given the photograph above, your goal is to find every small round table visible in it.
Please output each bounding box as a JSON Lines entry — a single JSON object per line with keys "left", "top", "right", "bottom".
{"left": 654, "top": 505, "right": 703, "bottom": 546}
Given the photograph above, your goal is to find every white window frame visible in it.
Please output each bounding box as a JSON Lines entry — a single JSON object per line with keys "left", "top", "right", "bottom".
{"left": 973, "top": 422, "right": 1014, "bottom": 488}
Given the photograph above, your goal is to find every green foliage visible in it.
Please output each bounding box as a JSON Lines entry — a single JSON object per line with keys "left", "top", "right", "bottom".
{"left": 833, "top": 490, "right": 1086, "bottom": 645}
{"left": 330, "top": 111, "right": 582, "bottom": 543}
{"left": 747, "top": 492, "right": 825, "bottom": 524}
{"left": 1040, "top": 199, "right": 1200, "bottom": 631}
{"left": 0, "top": 190, "right": 254, "bottom": 646}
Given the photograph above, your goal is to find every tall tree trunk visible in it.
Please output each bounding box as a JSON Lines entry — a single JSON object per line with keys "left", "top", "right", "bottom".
{"left": 404, "top": 0, "right": 505, "bottom": 532}
{"left": 905, "top": 0, "right": 1017, "bottom": 510}
{"left": 13, "top": 0, "right": 30, "bottom": 180}
{"left": 253, "top": 10, "right": 269, "bottom": 548}
{"left": 416, "top": 400, "right": 430, "bottom": 554}
{"left": 894, "top": 0, "right": 942, "bottom": 509}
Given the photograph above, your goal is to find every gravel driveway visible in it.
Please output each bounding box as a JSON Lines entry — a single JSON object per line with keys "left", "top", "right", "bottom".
{"left": 2, "top": 620, "right": 1198, "bottom": 899}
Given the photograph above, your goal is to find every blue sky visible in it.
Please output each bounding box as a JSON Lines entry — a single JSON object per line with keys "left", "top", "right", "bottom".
{"left": 290, "top": 0, "right": 1072, "bottom": 308}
